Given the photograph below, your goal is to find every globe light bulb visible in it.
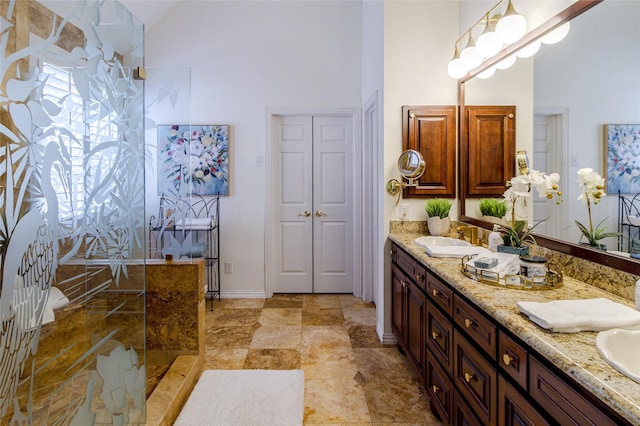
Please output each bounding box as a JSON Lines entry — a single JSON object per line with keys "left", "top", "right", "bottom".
{"left": 476, "top": 14, "right": 503, "bottom": 58}
{"left": 540, "top": 22, "right": 571, "bottom": 45}
{"left": 477, "top": 66, "right": 497, "bottom": 79}
{"left": 495, "top": 0, "right": 527, "bottom": 44}
{"left": 447, "top": 45, "right": 469, "bottom": 79}
{"left": 495, "top": 54, "right": 517, "bottom": 70}
{"left": 460, "top": 33, "right": 484, "bottom": 70}
{"left": 515, "top": 40, "right": 540, "bottom": 58}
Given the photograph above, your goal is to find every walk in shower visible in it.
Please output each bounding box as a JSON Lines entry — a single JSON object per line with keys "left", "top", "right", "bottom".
{"left": 1, "top": 0, "right": 146, "bottom": 423}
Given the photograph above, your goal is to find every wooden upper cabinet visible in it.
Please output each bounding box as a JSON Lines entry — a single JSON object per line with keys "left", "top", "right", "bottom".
{"left": 464, "top": 105, "right": 516, "bottom": 197}
{"left": 402, "top": 106, "right": 456, "bottom": 198}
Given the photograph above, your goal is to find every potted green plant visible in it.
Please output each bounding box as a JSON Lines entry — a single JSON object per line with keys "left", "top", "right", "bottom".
{"left": 478, "top": 198, "right": 508, "bottom": 225}
{"left": 425, "top": 198, "right": 453, "bottom": 236}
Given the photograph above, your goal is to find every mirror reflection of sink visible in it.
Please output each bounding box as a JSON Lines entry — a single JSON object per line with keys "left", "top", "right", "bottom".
{"left": 595, "top": 328, "right": 640, "bottom": 384}
{"left": 415, "top": 236, "right": 471, "bottom": 247}
{"left": 414, "top": 236, "right": 490, "bottom": 258}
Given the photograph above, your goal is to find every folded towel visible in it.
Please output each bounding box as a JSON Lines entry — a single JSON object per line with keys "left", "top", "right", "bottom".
{"left": 465, "top": 252, "right": 520, "bottom": 278}
{"left": 516, "top": 298, "right": 640, "bottom": 333}
{"left": 175, "top": 217, "right": 211, "bottom": 230}
{"left": 425, "top": 245, "right": 492, "bottom": 258}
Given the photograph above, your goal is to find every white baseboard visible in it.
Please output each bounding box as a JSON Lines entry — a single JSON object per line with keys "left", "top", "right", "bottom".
{"left": 377, "top": 324, "right": 398, "bottom": 346}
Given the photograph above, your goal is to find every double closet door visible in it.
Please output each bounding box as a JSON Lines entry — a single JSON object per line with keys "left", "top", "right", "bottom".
{"left": 271, "top": 115, "right": 355, "bottom": 294}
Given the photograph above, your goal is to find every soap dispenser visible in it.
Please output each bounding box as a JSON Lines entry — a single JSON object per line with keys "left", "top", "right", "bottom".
{"left": 488, "top": 231, "right": 503, "bottom": 252}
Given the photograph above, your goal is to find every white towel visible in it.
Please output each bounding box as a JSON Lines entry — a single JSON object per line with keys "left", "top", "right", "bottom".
{"left": 516, "top": 298, "right": 640, "bottom": 333}
{"left": 465, "top": 252, "right": 520, "bottom": 278}
{"left": 175, "top": 217, "right": 211, "bottom": 230}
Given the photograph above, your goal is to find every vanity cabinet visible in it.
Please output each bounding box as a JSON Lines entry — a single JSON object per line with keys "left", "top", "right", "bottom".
{"left": 401, "top": 105, "right": 456, "bottom": 198}
{"left": 391, "top": 245, "right": 426, "bottom": 383}
{"left": 390, "top": 241, "right": 632, "bottom": 426}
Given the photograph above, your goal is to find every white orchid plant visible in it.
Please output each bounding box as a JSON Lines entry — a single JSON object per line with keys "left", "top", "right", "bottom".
{"left": 494, "top": 169, "right": 563, "bottom": 247}
{"left": 575, "top": 168, "right": 620, "bottom": 248}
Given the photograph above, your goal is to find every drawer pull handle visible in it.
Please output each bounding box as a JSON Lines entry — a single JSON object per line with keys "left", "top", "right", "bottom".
{"left": 416, "top": 274, "right": 424, "bottom": 281}
{"left": 389, "top": 249, "right": 393, "bottom": 255}
{"left": 503, "top": 353, "right": 513, "bottom": 366}
{"left": 464, "top": 372, "right": 475, "bottom": 383}
{"left": 432, "top": 289, "right": 438, "bottom": 297}
{"left": 432, "top": 331, "right": 441, "bottom": 340}
{"left": 464, "top": 318, "right": 474, "bottom": 328}
{"left": 432, "top": 385, "right": 439, "bottom": 393}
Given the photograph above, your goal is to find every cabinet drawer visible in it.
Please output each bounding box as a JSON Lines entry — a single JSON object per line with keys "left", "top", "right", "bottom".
{"left": 454, "top": 330, "right": 497, "bottom": 426}
{"left": 414, "top": 263, "right": 427, "bottom": 292}
{"left": 529, "top": 357, "right": 627, "bottom": 426}
{"left": 498, "top": 375, "right": 550, "bottom": 426}
{"left": 396, "top": 245, "right": 416, "bottom": 277}
{"left": 454, "top": 295, "right": 497, "bottom": 359}
{"left": 498, "top": 331, "right": 528, "bottom": 390}
{"left": 427, "top": 272, "right": 453, "bottom": 316}
{"left": 426, "top": 350, "right": 453, "bottom": 425}
{"left": 426, "top": 303, "right": 453, "bottom": 376}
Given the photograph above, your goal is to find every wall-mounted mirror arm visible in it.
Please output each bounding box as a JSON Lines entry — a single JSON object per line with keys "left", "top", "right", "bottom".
{"left": 387, "top": 149, "right": 426, "bottom": 204}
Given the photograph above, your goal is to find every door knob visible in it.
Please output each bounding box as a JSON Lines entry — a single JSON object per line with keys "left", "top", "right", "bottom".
{"left": 315, "top": 210, "right": 328, "bottom": 217}
{"left": 299, "top": 211, "right": 311, "bottom": 217}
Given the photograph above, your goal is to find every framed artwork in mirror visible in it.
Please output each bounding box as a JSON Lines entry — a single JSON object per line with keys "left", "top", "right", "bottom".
{"left": 158, "top": 124, "right": 229, "bottom": 196}
{"left": 604, "top": 124, "right": 640, "bottom": 194}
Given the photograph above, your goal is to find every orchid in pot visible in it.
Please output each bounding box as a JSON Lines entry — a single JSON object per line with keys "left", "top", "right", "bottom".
{"left": 493, "top": 170, "right": 563, "bottom": 255}
{"left": 575, "top": 168, "right": 620, "bottom": 250}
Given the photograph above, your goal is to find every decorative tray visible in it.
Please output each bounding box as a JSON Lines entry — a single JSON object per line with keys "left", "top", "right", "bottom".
{"left": 461, "top": 255, "right": 563, "bottom": 290}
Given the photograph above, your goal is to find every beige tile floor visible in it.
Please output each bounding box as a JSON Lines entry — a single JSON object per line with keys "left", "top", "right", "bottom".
{"left": 205, "top": 294, "right": 444, "bottom": 425}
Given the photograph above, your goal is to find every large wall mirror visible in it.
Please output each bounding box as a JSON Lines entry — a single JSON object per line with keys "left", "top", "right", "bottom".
{"left": 459, "top": 0, "right": 640, "bottom": 275}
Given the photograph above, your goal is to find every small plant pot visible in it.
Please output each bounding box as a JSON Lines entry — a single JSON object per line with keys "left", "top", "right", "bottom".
{"left": 497, "top": 245, "right": 530, "bottom": 256}
{"left": 427, "top": 216, "right": 451, "bottom": 237}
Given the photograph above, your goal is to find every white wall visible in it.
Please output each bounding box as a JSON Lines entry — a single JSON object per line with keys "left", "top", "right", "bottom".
{"left": 381, "top": 1, "right": 459, "bottom": 339}
{"left": 145, "top": 0, "right": 363, "bottom": 296}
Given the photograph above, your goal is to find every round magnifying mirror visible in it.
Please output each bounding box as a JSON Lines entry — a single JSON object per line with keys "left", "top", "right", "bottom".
{"left": 398, "top": 149, "right": 426, "bottom": 180}
{"left": 387, "top": 150, "right": 426, "bottom": 196}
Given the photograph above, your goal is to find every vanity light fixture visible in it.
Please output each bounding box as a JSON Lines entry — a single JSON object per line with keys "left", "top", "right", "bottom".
{"left": 447, "top": 0, "right": 528, "bottom": 79}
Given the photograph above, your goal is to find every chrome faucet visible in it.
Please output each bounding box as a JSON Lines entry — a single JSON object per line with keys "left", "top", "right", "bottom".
{"left": 457, "top": 225, "right": 479, "bottom": 246}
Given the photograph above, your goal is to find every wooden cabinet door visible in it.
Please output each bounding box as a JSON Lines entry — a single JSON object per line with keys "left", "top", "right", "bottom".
{"left": 391, "top": 263, "right": 407, "bottom": 349}
{"left": 406, "top": 280, "right": 426, "bottom": 382}
{"left": 402, "top": 105, "right": 456, "bottom": 198}
{"left": 498, "top": 375, "right": 550, "bottom": 426}
{"left": 464, "top": 105, "right": 516, "bottom": 197}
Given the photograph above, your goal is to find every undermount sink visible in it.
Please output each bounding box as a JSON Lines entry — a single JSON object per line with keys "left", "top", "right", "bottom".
{"left": 595, "top": 328, "right": 640, "bottom": 384}
{"left": 414, "top": 236, "right": 490, "bottom": 258}
{"left": 415, "top": 236, "right": 471, "bottom": 247}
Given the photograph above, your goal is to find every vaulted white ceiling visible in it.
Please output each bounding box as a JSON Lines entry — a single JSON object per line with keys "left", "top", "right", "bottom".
{"left": 120, "top": 0, "right": 178, "bottom": 30}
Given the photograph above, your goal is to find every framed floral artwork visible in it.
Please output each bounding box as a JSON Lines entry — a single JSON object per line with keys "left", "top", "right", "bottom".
{"left": 158, "top": 124, "right": 229, "bottom": 195}
{"left": 604, "top": 124, "right": 640, "bottom": 194}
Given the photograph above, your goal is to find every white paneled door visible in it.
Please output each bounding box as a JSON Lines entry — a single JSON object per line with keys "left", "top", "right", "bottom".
{"left": 272, "top": 114, "right": 354, "bottom": 293}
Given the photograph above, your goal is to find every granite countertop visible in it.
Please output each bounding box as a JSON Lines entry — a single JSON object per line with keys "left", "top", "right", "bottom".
{"left": 389, "top": 232, "right": 640, "bottom": 425}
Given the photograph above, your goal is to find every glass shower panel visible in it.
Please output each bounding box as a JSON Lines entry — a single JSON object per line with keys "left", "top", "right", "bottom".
{"left": 0, "top": 0, "right": 146, "bottom": 424}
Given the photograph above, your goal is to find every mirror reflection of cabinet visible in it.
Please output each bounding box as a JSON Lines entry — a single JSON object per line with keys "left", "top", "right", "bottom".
{"left": 402, "top": 105, "right": 456, "bottom": 198}
{"left": 464, "top": 105, "right": 516, "bottom": 197}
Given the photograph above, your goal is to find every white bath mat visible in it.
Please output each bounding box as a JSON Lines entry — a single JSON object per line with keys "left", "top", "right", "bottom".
{"left": 174, "top": 369, "right": 304, "bottom": 426}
